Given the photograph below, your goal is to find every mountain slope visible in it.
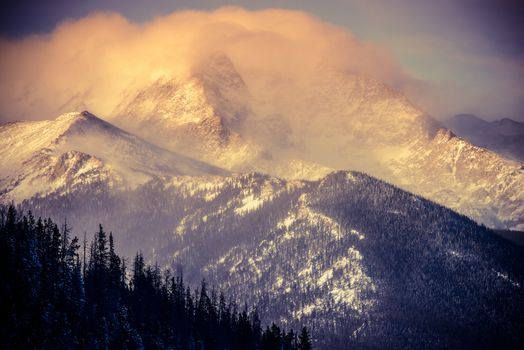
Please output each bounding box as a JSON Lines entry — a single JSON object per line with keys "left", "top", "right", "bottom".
{"left": 108, "top": 55, "right": 523, "bottom": 229}
{"left": 23, "top": 171, "right": 524, "bottom": 349}
{"left": 111, "top": 54, "right": 332, "bottom": 180}
{"left": 446, "top": 114, "right": 524, "bottom": 162}
{"left": 392, "top": 129, "right": 524, "bottom": 229}
{"left": 0, "top": 111, "right": 226, "bottom": 201}
{"left": 247, "top": 68, "right": 524, "bottom": 230}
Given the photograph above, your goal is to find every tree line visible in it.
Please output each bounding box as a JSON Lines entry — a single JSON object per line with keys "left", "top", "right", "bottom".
{"left": 0, "top": 205, "right": 312, "bottom": 350}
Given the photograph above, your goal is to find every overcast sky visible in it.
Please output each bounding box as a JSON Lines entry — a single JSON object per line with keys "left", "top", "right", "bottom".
{"left": 1, "top": 0, "right": 523, "bottom": 121}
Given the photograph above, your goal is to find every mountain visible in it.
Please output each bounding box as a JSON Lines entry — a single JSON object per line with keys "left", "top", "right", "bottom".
{"left": 23, "top": 171, "right": 524, "bottom": 349}
{"left": 495, "top": 229, "right": 524, "bottom": 247}
{"left": 391, "top": 128, "right": 524, "bottom": 229}
{"left": 446, "top": 114, "right": 524, "bottom": 162}
{"left": 111, "top": 53, "right": 331, "bottom": 180}
{"left": 0, "top": 111, "right": 226, "bottom": 202}
{"left": 2, "top": 52, "right": 524, "bottom": 349}
{"left": 107, "top": 54, "right": 523, "bottom": 230}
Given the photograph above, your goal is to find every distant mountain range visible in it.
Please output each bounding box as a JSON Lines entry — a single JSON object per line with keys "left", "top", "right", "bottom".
{"left": 446, "top": 114, "right": 524, "bottom": 163}
{"left": 2, "top": 54, "right": 523, "bottom": 230}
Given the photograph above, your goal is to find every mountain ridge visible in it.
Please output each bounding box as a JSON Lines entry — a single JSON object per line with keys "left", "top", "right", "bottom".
{"left": 104, "top": 53, "right": 523, "bottom": 229}
{"left": 0, "top": 111, "right": 227, "bottom": 202}
{"left": 446, "top": 114, "right": 524, "bottom": 162}
{"left": 20, "top": 169, "right": 524, "bottom": 350}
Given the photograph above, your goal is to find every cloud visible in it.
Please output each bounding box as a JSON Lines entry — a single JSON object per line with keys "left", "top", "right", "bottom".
{"left": 339, "top": 0, "right": 524, "bottom": 121}
{"left": 0, "top": 7, "right": 420, "bottom": 122}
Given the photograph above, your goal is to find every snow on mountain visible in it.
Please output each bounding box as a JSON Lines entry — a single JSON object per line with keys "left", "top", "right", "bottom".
{"left": 445, "top": 114, "right": 524, "bottom": 162}
{"left": 111, "top": 53, "right": 259, "bottom": 170}
{"left": 111, "top": 54, "right": 333, "bottom": 180}
{"left": 191, "top": 52, "right": 252, "bottom": 128}
{"left": 22, "top": 171, "right": 524, "bottom": 349}
{"left": 2, "top": 53, "right": 522, "bottom": 229}
{"left": 268, "top": 71, "right": 524, "bottom": 230}
{"left": 0, "top": 111, "right": 226, "bottom": 202}
{"left": 392, "top": 129, "right": 524, "bottom": 229}
{"left": 107, "top": 54, "right": 523, "bottom": 229}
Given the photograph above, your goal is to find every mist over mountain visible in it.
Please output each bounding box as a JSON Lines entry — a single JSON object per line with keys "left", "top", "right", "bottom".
{"left": 446, "top": 114, "right": 524, "bottom": 162}
{"left": 104, "top": 53, "right": 524, "bottom": 230}
{"left": 0, "top": 8, "right": 522, "bottom": 230}
{"left": 1, "top": 7, "right": 524, "bottom": 350}
{"left": 1, "top": 52, "right": 523, "bottom": 347}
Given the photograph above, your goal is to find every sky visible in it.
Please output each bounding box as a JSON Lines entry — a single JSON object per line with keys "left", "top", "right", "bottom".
{"left": 0, "top": 0, "right": 523, "bottom": 121}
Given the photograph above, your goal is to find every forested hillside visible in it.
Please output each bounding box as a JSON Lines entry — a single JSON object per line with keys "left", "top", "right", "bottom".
{"left": 0, "top": 205, "right": 311, "bottom": 350}
{"left": 22, "top": 171, "right": 524, "bottom": 349}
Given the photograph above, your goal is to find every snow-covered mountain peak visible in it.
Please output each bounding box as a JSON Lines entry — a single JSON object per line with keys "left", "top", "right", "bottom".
{"left": 192, "top": 53, "right": 251, "bottom": 127}
{"left": 53, "top": 110, "right": 123, "bottom": 139}
{"left": 0, "top": 111, "right": 227, "bottom": 202}
{"left": 300, "top": 69, "right": 426, "bottom": 146}
{"left": 311, "top": 66, "right": 403, "bottom": 98}
{"left": 191, "top": 52, "right": 248, "bottom": 93}
{"left": 113, "top": 53, "right": 250, "bottom": 130}
{"left": 55, "top": 110, "right": 94, "bottom": 122}
{"left": 109, "top": 53, "right": 263, "bottom": 172}
{"left": 5, "top": 56, "right": 522, "bottom": 229}
{"left": 55, "top": 110, "right": 105, "bottom": 127}
{"left": 433, "top": 127, "right": 457, "bottom": 143}
{"left": 445, "top": 114, "right": 524, "bottom": 163}
{"left": 106, "top": 59, "right": 524, "bottom": 228}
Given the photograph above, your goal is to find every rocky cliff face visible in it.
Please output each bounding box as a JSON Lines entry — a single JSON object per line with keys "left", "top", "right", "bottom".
{"left": 392, "top": 129, "right": 524, "bottom": 229}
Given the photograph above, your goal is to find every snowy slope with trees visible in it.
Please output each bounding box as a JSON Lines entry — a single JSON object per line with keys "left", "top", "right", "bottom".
{"left": 0, "top": 205, "right": 312, "bottom": 349}
{"left": 22, "top": 171, "right": 524, "bottom": 349}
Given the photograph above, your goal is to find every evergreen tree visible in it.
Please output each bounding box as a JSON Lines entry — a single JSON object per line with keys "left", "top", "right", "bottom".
{"left": 0, "top": 205, "right": 310, "bottom": 350}
{"left": 298, "top": 327, "right": 312, "bottom": 350}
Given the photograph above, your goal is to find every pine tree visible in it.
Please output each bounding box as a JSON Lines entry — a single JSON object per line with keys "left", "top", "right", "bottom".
{"left": 108, "top": 232, "right": 123, "bottom": 308}
{"left": 298, "top": 326, "right": 312, "bottom": 350}
{"left": 1, "top": 205, "right": 312, "bottom": 350}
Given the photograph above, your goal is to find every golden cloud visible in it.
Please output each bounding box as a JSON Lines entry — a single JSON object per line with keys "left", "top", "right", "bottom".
{"left": 0, "top": 7, "right": 418, "bottom": 122}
